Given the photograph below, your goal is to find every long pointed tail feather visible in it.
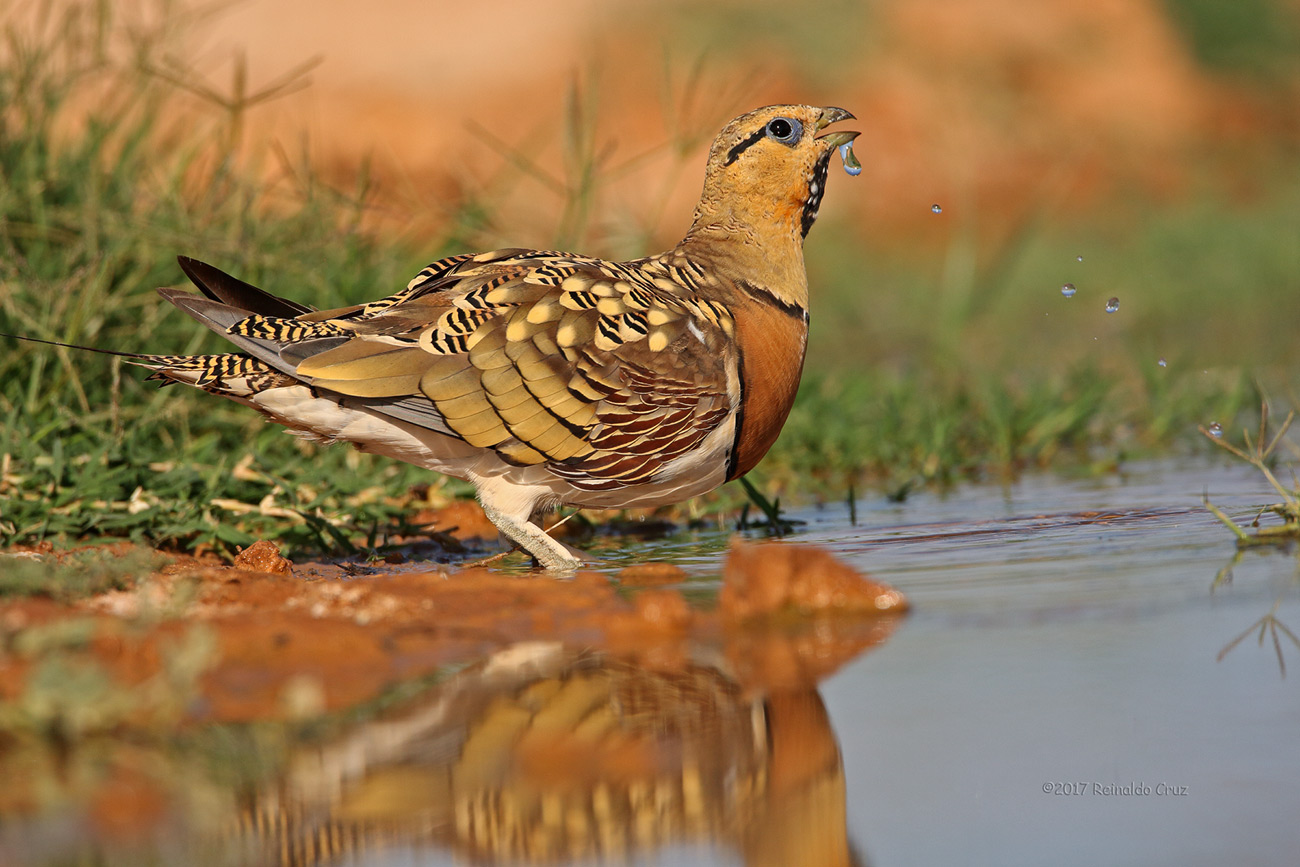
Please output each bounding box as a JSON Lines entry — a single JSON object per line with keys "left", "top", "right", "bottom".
{"left": 0, "top": 332, "right": 165, "bottom": 365}
{"left": 0, "top": 332, "right": 289, "bottom": 397}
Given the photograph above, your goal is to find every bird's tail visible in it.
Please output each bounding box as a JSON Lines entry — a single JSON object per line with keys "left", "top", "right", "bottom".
{"left": 0, "top": 332, "right": 290, "bottom": 398}
{"left": 3, "top": 255, "right": 309, "bottom": 399}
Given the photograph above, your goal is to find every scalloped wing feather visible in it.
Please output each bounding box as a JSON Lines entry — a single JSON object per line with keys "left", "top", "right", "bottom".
{"left": 167, "top": 251, "right": 739, "bottom": 488}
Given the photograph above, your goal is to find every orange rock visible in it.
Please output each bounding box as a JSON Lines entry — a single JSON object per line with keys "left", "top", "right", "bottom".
{"left": 720, "top": 540, "right": 908, "bottom": 621}
{"left": 232, "top": 540, "right": 293, "bottom": 575}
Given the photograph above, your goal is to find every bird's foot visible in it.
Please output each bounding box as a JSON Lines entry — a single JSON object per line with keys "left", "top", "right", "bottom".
{"left": 480, "top": 501, "right": 586, "bottom": 572}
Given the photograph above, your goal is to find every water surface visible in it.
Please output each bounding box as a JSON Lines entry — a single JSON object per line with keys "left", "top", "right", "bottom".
{"left": 817, "top": 459, "right": 1300, "bottom": 867}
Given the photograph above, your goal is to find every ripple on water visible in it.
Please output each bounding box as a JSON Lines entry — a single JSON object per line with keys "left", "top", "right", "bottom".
{"left": 774, "top": 460, "right": 1293, "bottom": 624}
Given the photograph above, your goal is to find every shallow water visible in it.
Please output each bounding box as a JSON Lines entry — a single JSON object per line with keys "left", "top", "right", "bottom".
{"left": 3, "top": 458, "right": 1299, "bottom": 866}
{"left": 814, "top": 460, "right": 1300, "bottom": 867}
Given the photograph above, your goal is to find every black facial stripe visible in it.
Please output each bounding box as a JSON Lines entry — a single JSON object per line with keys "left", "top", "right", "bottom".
{"left": 723, "top": 127, "right": 767, "bottom": 166}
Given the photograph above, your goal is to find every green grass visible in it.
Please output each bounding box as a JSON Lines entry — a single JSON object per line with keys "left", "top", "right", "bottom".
{"left": 1201, "top": 404, "right": 1300, "bottom": 546}
{"left": 0, "top": 2, "right": 1292, "bottom": 558}
{"left": 0, "top": 2, "right": 471, "bottom": 556}
{"left": 762, "top": 365, "right": 1260, "bottom": 501}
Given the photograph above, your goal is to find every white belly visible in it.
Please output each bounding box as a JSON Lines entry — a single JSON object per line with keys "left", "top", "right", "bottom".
{"left": 250, "top": 385, "right": 733, "bottom": 510}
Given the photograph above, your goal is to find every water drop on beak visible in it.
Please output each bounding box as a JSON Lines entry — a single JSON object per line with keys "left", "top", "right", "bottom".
{"left": 838, "top": 141, "right": 862, "bottom": 176}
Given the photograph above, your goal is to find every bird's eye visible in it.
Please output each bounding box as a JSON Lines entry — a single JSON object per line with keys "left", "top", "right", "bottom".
{"left": 765, "top": 117, "right": 802, "bottom": 145}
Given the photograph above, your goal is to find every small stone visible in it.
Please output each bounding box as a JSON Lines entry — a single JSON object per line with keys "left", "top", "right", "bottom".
{"left": 234, "top": 540, "right": 293, "bottom": 575}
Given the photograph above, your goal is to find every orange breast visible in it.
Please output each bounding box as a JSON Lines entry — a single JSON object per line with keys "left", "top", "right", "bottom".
{"left": 726, "top": 298, "right": 808, "bottom": 480}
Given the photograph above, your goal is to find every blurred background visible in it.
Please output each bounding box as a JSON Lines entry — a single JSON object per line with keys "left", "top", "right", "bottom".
{"left": 173, "top": 0, "right": 1300, "bottom": 374}
{"left": 14, "top": 0, "right": 1296, "bottom": 364}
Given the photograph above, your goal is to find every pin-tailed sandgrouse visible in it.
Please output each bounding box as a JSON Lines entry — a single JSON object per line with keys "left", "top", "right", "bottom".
{"left": 130, "top": 105, "right": 859, "bottom": 569}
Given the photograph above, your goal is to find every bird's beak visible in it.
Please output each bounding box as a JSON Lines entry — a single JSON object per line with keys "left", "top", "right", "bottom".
{"left": 815, "top": 106, "right": 860, "bottom": 147}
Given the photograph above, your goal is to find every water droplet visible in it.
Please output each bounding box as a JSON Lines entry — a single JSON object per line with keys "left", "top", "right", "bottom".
{"left": 838, "top": 142, "right": 862, "bottom": 176}
{"left": 931, "top": 203, "right": 942, "bottom": 214}
{"left": 1105, "top": 296, "right": 1119, "bottom": 313}
{"left": 1208, "top": 421, "right": 1223, "bottom": 438}
{"left": 1076, "top": 255, "right": 1084, "bottom": 262}
{"left": 1060, "top": 283, "right": 1076, "bottom": 298}
{"left": 1157, "top": 357, "right": 1167, "bottom": 368}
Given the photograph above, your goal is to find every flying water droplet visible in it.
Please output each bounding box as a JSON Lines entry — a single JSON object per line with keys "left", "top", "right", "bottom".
{"left": 1061, "top": 283, "right": 1076, "bottom": 298}
{"left": 1157, "top": 357, "right": 1167, "bottom": 368}
{"left": 1208, "top": 421, "right": 1223, "bottom": 437}
{"left": 1076, "top": 255, "right": 1084, "bottom": 262}
{"left": 838, "top": 142, "right": 862, "bottom": 176}
{"left": 931, "top": 203, "right": 942, "bottom": 214}
{"left": 1105, "top": 296, "right": 1119, "bottom": 313}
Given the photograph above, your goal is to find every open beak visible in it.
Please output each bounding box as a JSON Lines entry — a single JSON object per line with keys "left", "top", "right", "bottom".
{"left": 815, "top": 106, "right": 860, "bottom": 148}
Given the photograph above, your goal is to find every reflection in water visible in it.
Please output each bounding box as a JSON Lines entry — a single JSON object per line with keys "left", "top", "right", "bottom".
{"left": 1217, "top": 602, "right": 1300, "bottom": 677}
{"left": 234, "top": 642, "right": 868, "bottom": 866}
{"left": 1, "top": 540, "right": 902, "bottom": 867}
{"left": 1212, "top": 550, "right": 1300, "bottom": 677}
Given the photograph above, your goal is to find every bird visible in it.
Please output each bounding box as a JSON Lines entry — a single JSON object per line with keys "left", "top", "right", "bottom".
{"left": 68, "top": 105, "right": 860, "bottom": 570}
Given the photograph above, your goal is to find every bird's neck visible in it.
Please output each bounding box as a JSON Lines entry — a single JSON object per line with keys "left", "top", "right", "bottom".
{"left": 676, "top": 209, "right": 810, "bottom": 312}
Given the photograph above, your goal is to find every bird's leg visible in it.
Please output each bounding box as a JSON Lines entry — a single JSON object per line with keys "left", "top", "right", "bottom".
{"left": 480, "top": 502, "right": 583, "bottom": 571}
{"left": 536, "top": 507, "right": 594, "bottom": 565}
{"left": 475, "top": 483, "right": 584, "bottom": 571}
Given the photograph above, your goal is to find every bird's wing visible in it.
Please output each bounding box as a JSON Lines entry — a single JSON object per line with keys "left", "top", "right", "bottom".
{"left": 173, "top": 250, "right": 737, "bottom": 489}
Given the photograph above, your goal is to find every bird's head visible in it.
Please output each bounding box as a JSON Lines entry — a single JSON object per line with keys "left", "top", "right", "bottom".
{"left": 689, "top": 105, "right": 860, "bottom": 245}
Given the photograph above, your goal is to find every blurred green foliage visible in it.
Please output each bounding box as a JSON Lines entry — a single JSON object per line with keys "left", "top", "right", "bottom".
{"left": 1164, "top": 0, "right": 1300, "bottom": 79}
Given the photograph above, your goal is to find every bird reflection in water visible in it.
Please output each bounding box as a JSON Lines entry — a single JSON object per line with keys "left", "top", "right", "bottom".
{"left": 236, "top": 617, "right": 897, "bottom": 867}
